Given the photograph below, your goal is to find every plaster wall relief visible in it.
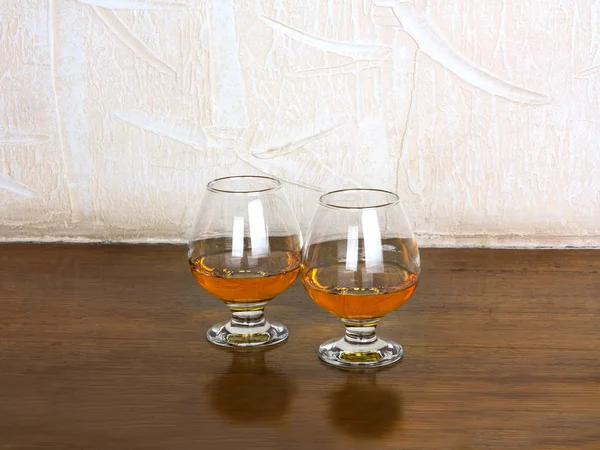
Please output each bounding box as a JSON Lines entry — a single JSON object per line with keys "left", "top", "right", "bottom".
{"left": 0, "top": 0, "right": 598, "bottom": 246}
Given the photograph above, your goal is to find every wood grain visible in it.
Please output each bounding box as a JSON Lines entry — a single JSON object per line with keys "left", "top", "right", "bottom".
{"left": 0, "top": 244, "right": 599, "bottom": 449}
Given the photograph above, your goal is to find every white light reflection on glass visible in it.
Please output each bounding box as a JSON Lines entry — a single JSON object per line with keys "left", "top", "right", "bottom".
{"left": 231, "top": 216, "right": 245, "bottom": 258}
{"left": 362, "top": 209, "right": 384, "bottom": 273}
{"left": 248, "top": 199, "right": 270, "bottom": 257}
{"left": 345, "top": 225, "right": 359, "bottom": 271}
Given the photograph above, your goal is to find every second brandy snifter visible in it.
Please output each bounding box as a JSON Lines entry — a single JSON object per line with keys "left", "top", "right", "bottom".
{"left": 301, "top": 188, "right": 421, "bottom": 369}
{"left": 188, "top": 175, "right": 302, "bottom": 348}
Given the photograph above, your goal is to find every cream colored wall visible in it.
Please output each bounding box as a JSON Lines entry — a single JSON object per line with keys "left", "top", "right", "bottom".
{"left": 1, "top": 0, "right": 599, "bottom": 247}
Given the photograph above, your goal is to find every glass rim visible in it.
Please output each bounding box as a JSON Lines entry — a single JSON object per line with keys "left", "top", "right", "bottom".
{"left": 206, "top": 175, "right": 282, "bottom": 194}
{"left": 319, "top": 188, "right": 401, "bottom": 210}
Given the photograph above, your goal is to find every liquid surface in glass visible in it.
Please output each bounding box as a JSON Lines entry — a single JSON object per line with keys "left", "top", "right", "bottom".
{"left": 190, "top": 250, "right": 300, "bottom": 302}
{"left": 303, "top": 262, "right": 418, "bottom": 319}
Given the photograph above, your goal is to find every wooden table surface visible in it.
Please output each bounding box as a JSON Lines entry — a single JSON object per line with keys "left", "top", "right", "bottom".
{"left": 0, "top": 244, "right": 599, "bottom": 449}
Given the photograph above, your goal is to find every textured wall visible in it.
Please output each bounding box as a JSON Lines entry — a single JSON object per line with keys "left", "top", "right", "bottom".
{"left": 1, "top": 0, "right": 599, "bottom": 247}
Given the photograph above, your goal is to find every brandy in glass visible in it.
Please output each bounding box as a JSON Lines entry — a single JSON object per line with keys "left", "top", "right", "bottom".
{"left": 188, "top": 175, "right": 302, "bottom": 348}
{"left": 302, "top": 188, "right": 420, "bottom": 368}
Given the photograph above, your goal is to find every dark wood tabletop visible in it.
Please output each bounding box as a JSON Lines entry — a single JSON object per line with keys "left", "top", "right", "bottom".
{"left": 0, "top": 244, "right": 599, "bottom": 449}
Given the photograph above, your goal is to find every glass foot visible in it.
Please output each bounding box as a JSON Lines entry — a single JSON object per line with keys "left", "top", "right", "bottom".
{"left": 318, "top": 336, "right": 403, "bottom": 369}
{"left": 206, "top": 319, "right": 288, "bottom": 349}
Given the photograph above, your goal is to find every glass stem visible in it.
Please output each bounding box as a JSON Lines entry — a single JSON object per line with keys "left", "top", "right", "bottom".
{"left": 341, "top": 318, "right": 380, "bottom": 345}
{"left": 228, "top": 301, "right": 268, "bottom": 328}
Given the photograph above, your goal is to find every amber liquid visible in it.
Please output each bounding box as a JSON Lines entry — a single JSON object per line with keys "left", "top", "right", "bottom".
{"left": 303, "top": 262, "right": 418, "bottom": 319}
{"left": 190, "top": 250, "right": 300, "bottom": 303}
